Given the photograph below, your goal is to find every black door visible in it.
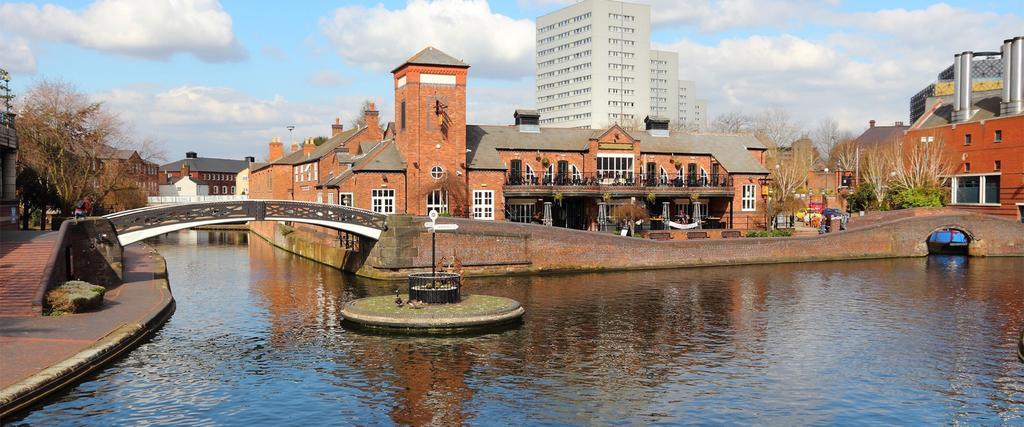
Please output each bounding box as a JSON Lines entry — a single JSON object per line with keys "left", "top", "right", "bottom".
{"left": 564, "top": 198, "right": 586, "bottom": 230}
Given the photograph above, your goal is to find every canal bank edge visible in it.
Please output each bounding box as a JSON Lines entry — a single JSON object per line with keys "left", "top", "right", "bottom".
{"left": 247, "top": 208, "right": 1024, "bottom": 280}
{"left": 0, "top": 244, "right": 176, "bottom": 419}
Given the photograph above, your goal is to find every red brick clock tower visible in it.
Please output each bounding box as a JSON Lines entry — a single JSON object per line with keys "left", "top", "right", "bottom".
{"left": 392, "top": 47, "right": 470, "bottom": 215}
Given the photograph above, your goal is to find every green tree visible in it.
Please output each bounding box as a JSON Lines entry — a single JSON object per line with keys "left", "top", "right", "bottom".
{"left": 312, "top": 136, "right": 329, "bottom": 146}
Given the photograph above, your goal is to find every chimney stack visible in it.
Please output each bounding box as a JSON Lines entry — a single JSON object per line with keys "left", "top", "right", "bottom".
{"left": 291, "top": 143, "right": 300, "bottom": 153}
{"left": 180, "top": 162, "right": 191, "bottom": 177}
{"left": 269, "top": 137, "right": 283, "bottom": 161}
{"left": 869, "top": 120, "right": 875, "bottom": 128}
{"left": 364, "top": 101, "right": 380, "bottom": 138}
{"left": 302, "top": 137, "right": 316, "bottom": 156}
{"left": 954, "top": 51, "right": 974, "bottom": 122}
{"left": 1002, "top": 36, "right": 1024, "bottom": 116}
{"left": 331, "top": 117, "right": 344, "bottom": 137}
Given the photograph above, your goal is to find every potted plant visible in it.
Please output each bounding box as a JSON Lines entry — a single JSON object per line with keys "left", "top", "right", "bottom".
{"left": 673, "top": 159, "right": 683, "bottom": 170}
{"left": 554, "top": 192, "right": 564, "bottom": 205}
{"left": 541, "top": 157, "right": 551, "bottom": 168}
{"left": 646, "top": 192, "right": 656, "bottom": 204}
{"left": 602, "top": 192, "right": 612, "bottom": 203}
{"left": 688, "top": 193, "right": 699, "bottom": 203}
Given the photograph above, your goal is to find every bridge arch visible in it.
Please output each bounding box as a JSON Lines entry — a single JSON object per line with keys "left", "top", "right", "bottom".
{"left": 104, "top": 200, "right": 387, "bottom": 246}
{"left": 925, "top": 225, "right": 974, "bottom": 255}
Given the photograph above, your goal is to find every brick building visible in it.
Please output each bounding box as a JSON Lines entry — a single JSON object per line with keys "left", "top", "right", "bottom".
{"left": 906, "top": 36, "right": 1023, "bottom": 221}
{"left": 160, "top": 152, "right": 250, "bottom": 196}
{"left": 250, "top": 47, "right": 771, "bottom": 230}
{"left": 98, "top": 148, "right": 159, "bottom": 210}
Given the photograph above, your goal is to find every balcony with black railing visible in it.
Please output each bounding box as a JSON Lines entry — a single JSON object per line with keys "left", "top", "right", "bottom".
{"left": 0, "top": 112, "right": 16, "bottom": 149}
{"left": 503, "top": 171, "right": 735, "bottom": 196}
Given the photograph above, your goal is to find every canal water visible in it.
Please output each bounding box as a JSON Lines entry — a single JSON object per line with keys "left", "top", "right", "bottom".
{"left": 10, "top": 230, "right": 1024, "bottom": 425}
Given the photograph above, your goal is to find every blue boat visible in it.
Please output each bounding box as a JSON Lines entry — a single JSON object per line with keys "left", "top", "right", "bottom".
{"left": 927, "top": 228, "right": 969, "bottom": 254}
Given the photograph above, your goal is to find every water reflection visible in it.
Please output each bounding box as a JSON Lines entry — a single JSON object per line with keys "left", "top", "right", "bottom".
{"left": 10, "top": 230, "right": 1024, "bottom": 426}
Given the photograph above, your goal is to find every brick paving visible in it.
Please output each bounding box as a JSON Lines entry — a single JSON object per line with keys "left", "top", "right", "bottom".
{"left": 0, "top": 244, "right": 172, "bottom": 389}
{"left": 0, "top": 232, "right": 56, "bottom": 317}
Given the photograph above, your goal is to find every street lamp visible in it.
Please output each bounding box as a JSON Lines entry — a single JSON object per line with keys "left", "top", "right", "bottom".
{"left": 824, "top": 167, "right": 830, "bottom": 208}
{"left": 286, "top": 125, "right": 295, "bottom": 146}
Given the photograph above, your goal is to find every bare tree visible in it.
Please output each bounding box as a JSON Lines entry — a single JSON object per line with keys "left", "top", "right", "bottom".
{"left": 752, "top": 107, "right": 802, "bottom": 148}
{"left": 829, "top": 138, "right": 860, "bottom": 173}
{"left": 708, "top": 111, "right": 752, "bottom": 133}
{"left": 810, "top": 117, "right": 853, "bottom": 165}
{"left": 16, "top": 80, "right": 153, "bottom": 214}
{"left": 350, "top": 99, "right": 373, "bottom": 129}
{"left": 888, "top": 136, "right": 954, "bottom": 191}
{"left": 767, "top": 141, "right": 815, "bottom": 207}
{"left": 612, "top": 203, "right": 649, "bottom": 236}
{"left": 860, "top": 142, "right": 897, "bottom": 203}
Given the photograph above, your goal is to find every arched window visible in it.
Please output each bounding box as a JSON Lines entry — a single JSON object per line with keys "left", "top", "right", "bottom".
{"left": 571, "top": 164, "right": 583, "bottom": 183}
{"left": 525, "top": 164, "right": 536, "bottom": 184}
{"left": 426, "top": 189, "right": 448, "bottom": 214}
{"left": 222, "top": 185, "right": 228, "bottom": 194}
{"left": 543, "top": 164, "right": 554, "bottom": 184}
{"left": 660, "top": 167, "right": 669, "bottom": 185}
{"left": 699, "top": 168, "right": 708, "bottom": 186}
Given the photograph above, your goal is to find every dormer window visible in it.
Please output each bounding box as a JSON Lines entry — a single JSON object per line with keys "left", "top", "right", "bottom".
{"left": 514, "top": 109, "right": 541, "bottom": 133}
{"left": 644, "top": 116, "right": 670, "bottom": 137}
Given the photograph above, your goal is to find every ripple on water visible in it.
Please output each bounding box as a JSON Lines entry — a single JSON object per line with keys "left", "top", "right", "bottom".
{"left": 9, "top": 230, "right": 1024, "bottom": 426}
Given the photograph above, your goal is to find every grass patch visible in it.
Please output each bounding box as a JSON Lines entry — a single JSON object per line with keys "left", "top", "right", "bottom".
{"left": 46, "top": 280, "right": 106, "bottom": 315}
{"left": 347, "top": 294, "right": 519, "bottom": 319}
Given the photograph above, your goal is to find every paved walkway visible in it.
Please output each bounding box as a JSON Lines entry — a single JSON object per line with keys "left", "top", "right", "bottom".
{"left": 0, "top": 244, "right": 172, "bottom": 390}
{"left": 0, "top": 232, "right": 56, "bottom": 317}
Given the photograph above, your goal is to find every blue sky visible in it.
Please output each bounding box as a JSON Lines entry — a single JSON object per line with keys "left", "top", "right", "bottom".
{"left": 1, "top": 0, "right": 1021, "bottom": 160}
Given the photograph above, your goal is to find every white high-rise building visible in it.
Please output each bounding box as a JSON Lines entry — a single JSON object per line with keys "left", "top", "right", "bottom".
{"left": 678, "top": 80, "right": 708, "bottom": 130}
{"left": 535, "top": 0, "right": 706, "bottom": 130}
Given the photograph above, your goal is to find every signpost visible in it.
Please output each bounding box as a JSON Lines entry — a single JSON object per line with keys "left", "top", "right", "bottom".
{"left": 425, "top": 210, "right": 459, "bottom": 279}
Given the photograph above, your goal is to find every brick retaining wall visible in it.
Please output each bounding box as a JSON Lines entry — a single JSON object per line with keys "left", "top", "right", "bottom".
{"left": 357, "top": 208, "right": 1024, "bottom": 279}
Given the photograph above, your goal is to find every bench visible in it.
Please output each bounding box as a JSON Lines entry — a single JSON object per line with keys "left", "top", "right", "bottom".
{"left": 648, "top": 231, "right": 672, "bottom": 240}
{"left": 686, "top": 231, "right": 709, "bottom": 240}
{"left": 721, "top": 230, "right": 742, "bottom": 239}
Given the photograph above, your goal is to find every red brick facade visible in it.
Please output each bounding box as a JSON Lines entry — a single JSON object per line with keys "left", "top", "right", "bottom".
{"left": 906, "top": 107, "right": 1024, "bottom": 220}
{"left": 248, "top": 46, "right": 771, "bottom": 230}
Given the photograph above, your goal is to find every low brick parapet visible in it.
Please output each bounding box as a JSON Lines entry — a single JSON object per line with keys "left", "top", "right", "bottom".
{"left": 358, "top": 208, "right": 1024, "bottom": 279}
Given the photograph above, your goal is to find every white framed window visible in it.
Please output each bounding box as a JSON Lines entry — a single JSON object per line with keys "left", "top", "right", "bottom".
{"left": 543, "top": 164, "right": 554, "bottom": 184}
{"left": 951, "top": 174, "right": 1000, "bottom": 205}
{"left": 700, "top": 168, "right": 709, "bottom": 186}
{"left": 525, "top": 164, "right": 536, "bottom": 183}
{"left": 338, "top": 192, "right": 354, "bottom": 207}
{"left": 316, "top": 192, "right": 323, "bottom": 203}
{"left": 571, "top": 164, "right": 583, "bottom": 182}
{"left": 473, "top": 190, "right": 495, "bottom": 220}
{"left": 212, "top": 186, "right": 218, "bottom": 194}
{"left": 596, "top": 154, "right": 634, "bottom": 179}
{"left": 741, "top": 184, "right": 757, "bottom": 211}
{"left": 327, "top": 192, "right": 334, "bottom": 204}
{"left": 426, "top": 189, "right": 449, "bottom": 214}
{"left": 660, "top": 167, "right": 669, "bottom": 184}
{"left": 222, "top": 185, "right": 227, "bottom": 194}
{"left": 371, "top": 189, "right": 396, "bottom": 214}
{"left": 430, "top": 165, "right": 444, "bottom": 180}
{"left": 507, "top": 202, "right": 535, "bottom": 223}
{"left": 230, "top": 186, "right": 235, "bottom": 194}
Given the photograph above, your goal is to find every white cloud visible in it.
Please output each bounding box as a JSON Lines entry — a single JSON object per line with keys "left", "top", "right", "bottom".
{"left": 306, "top": 70, "right": 351, "bottom": 87}
{"left": 320, "top": 0, "right": 534, "bottom": 79}
{"left": 657, "top": 3, "right": 1024, "bottom": 133}
{"left": 92, "top": 85, "right": 367, "bottom": 159}
{"left": 642, "top": 0, "right": 819, "bottom": 31}
{"left": 0, "top": 0, "right": 246, "bottom": 62}
{"left": 0, "top": 35, "right": 37, "bottom": 73}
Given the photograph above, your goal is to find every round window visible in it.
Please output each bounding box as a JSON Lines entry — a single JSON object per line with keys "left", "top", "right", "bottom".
{"left": 430, "top": 165, "right": 444, "bottom": 179}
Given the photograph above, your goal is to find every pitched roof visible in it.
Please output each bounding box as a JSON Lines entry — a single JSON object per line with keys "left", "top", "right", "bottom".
{"left": 320, "top": 139, "right": 407, "bottom": 187}
{"left": 852, "top": 124, "right": 909, "bottom": 148}
{"left": 160, "top": 156, "right": 248, "bottom": 173}
{"left": 913, "top": 90, "right": 1008, "bottom": 129}
{"left": 466, "top": 125, "right": 770, "bottom": 174}
{"left": 251, "top": 127, "right": 366, "bottom": 172}
{"left": 392, "top": 46, "right": 469, "bottom": 72}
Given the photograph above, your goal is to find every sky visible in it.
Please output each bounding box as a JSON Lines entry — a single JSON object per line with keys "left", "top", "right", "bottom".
{"left": 1, "top": 0, "right": 1021, "bottom": 161}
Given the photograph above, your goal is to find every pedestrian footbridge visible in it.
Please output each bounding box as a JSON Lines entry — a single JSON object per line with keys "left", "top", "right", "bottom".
{"left": 103, "top": 200, "right": 387, "bottom": 245}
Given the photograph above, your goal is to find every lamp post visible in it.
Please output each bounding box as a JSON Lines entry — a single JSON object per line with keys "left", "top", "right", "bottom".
{"left": 824, "top": 167, "right": 830, "bottom": 208}
{"left": 286, "top": 125, "right": 295, "bottom": 146}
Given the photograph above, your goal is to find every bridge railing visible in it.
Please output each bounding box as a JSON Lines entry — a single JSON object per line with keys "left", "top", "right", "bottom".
{"left": 148, "top": 195, "right": 248, "bottom": 205}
